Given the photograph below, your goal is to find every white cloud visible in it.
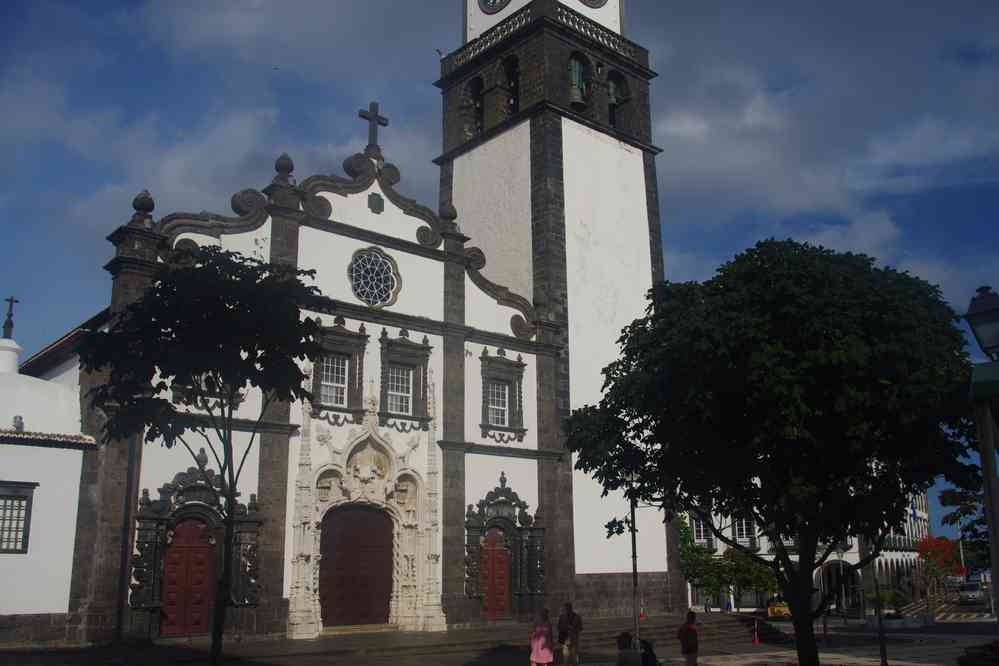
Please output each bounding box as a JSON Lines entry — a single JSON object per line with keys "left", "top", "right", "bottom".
{"left": 799, "top": 210, "right": 901, "bottom": 260}
{"left": 868, "top": 118, "right": 999, "bottom": 168}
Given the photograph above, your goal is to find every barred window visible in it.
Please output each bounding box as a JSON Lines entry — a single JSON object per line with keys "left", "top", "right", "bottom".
{"left": 487, "top": 381, "right": 509, "bottom": 427}
{"left": 0, "top": 482, "right": 37, "bottom": 554}
{"left": 320, "top": 355, "right": 349, "bottom": 407}
{"left": 734, "top": 517, "right": 754, "bottom": 544}
{"left": 387, "top": 365, "right": 413, "bottom": 415}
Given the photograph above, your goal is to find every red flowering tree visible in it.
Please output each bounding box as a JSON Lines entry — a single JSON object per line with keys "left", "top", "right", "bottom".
{"left": 916, "top": 536, "right": 965, "bottom": 616}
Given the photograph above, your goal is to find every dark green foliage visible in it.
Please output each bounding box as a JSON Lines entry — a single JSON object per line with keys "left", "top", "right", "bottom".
{"left": 79, "top": 245, "right": 324, "bottom": 663}
{"left": 566, "top": 239, "right": 977, "bottom": 666}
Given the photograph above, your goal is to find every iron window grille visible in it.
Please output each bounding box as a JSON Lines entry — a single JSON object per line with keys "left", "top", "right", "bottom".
{"left": 0, "top": 481, "right": 38, "bottom": 554}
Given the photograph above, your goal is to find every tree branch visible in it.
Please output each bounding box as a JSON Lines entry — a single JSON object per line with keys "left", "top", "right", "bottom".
{"left": 234, "top": 389, "right": 273, "bottom": 487}
{"left": 689, "top": 506, "right": 774, "bottom": 570}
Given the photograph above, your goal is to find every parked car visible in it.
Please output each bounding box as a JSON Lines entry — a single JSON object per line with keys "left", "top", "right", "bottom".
{"left": 958, "top": 582, "right": 985, "bottom": 605}
{"left": 767, "top": 595, "right": 792, "bottom": 618}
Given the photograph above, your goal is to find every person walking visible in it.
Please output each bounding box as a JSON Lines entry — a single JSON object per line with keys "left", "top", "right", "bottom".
{"left": 557, "top": 602, "right": 584, "bottom": 666}
{"left": 530, "top": 608, "right": 555, "bottom": 666}
{"left": 676, "top": 610, "right": 699, "bottom": 666}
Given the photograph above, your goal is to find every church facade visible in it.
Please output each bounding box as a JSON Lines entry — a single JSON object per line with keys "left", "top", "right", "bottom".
{"left": 2, "top": 0, "right": 684, "bottom": 646}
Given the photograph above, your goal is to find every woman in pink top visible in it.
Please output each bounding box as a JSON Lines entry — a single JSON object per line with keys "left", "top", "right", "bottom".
{"left": 530, "top": 608, "right": 555, "bottom": 666}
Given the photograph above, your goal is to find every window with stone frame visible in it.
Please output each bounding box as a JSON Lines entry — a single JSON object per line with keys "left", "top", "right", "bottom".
{"left": 479, "top": 348, "right": 527, "bottom": 443}
{"left": 311, "top": 316, "right": 368, "bottom": 422}
{"left": 0, "top": 481, "right": 38, "bottom": 554}
{"left": 379, "top": 328, "right": 433, "bottom": 430}
{"left": 690, "top": 514, "right": 714, "bottom": 549}
{"left": 732, "top": 515, "right": 757, "bottom": 549}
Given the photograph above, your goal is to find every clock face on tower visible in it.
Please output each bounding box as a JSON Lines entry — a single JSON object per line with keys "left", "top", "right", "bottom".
{"left": 478, "top": 0, "right": 512, "bottom": 14}
{"left": 578, "top": 0, "right": 609, "bottom": 6}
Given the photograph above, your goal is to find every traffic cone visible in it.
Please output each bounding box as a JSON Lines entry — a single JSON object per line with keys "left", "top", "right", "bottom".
{"left": 640, "top": 607, "right": 647, "bottom": 621}
{"left": 752, "top": 619, "right": 760, "bottom": 645}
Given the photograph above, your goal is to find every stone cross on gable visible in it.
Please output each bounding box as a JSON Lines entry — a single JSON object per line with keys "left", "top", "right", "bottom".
{"left": 359, "top": 102, "right": 389, "bottom": 153}
{"left": 2, "top": 296, "right": 17, "bottom": 340}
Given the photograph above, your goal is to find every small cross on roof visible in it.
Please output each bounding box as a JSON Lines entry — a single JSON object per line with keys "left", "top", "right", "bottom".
{"left": 359, "top": 102, "right": 389, "bottom": 154}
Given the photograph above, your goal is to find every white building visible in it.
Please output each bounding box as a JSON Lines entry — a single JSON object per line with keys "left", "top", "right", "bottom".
{"left": 2, "top": 0, "right": 684, "bottom": 645}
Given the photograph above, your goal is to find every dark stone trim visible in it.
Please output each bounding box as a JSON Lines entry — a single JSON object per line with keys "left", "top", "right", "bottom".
{"left": 296, "top": 214, "right": 448, "bottom": 262}
{"left": 19, "top": 308, "right": 109, "bottom": 378}
{"left": 157, "top": 189, "right": 269, "bottom": 240}
{"left": 478, "top": 0, "right": 512, "bottom": 13}
{"left": 439, "top": 440, "right": 563, "bottom": 461}
{"left": 175, "top": 413, "right": 300, "bottom": 436}
{"left": 312, "top": 318, "right": 369, "bottom": 418}
{"left": 0, "top": 435, "right": 97, "bottom": 451}
{"left": 643, "top": 151, "right": 665, "bottom": 285}
{"left": 464, "top": 248, "right": 538, "bottom": 339}
{"left": 433, "top": 100, "right": 661, "bottom": 166}
{"left": 479, "top": 348, "right": 527, "bottom": 441}
{"left": 303, "top": 296, "right": 562, "bottom": 357}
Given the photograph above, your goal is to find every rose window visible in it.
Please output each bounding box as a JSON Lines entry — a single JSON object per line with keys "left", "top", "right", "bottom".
{"left": 348, "top": 247, "right": 401, "bottom": 308}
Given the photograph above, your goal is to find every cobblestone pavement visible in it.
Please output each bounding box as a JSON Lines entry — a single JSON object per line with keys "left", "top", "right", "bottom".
{"left": 1, "top": 632, "right": 987, "bottom": 665}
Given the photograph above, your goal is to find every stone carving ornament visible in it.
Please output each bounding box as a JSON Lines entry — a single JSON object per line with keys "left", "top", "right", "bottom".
{"left": 478, "top": 0, "right": 512, "bottom": 14}
{"left": 578, "top": 0, "right": 609, "bottom": 7}
{"left": 348, "top": 247, "right": 402, "bottom": 308}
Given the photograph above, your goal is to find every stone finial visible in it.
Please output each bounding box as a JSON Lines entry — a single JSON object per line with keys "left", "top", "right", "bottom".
{"left": 273, "top": 152, "right": 296, "bottom": 187}
{"left": 334, "top": 315, "right": 347, "bottom": 328}
{"left": 129, "top": 190, "right": 155, "bottom": 228}
{"left": 497, "top": 348, "right": 506, "bottom": 358}
{"left": 399, "top": 328, "right": 409, "bottom": 339}
{"left": 499, "top": 471, "right": 507, "bottom": 488}
{"left": 439, "top": 201, "right": 458, "bottom": 222}
{"left": 13, "top": 415, "right": 24, "bottom": 432}
{"left": 422, "top": 335, "right": 429, "bottom": 346}
{"left": 195, "top": 447, "right": 209, "bottom": 469}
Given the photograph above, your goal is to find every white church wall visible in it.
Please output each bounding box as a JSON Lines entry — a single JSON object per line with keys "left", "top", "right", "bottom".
{"left": 452, "top": 120, "right": 533, "bottom": 298}
{"left": 37, "top": 355, "right": 79, "bottom": 393}
{"left": 560, "top": 117, "right": 663, "bottom": 574}
{"left": 464, "top": 342, "right": 538, "bottom": 451}
{"left": 222, "top": 219, "right": 272, "bottom": 263}
{"left": 465, "top": 0, "right": 621, "bottom": 42}
{"left": 0, "top": 374, "right": 80, "bottom": 435}
{"left": 464, "top": 276, "right": 528, "bottom": 338}
{"left": 465, "top": 455, "right": 538, "bottom": 516}
{"left": 173, "top": 232, "right": 220, "bottom": 249}
{"left": 298, "top": 227, "right": 445, "bottom": 322}
{"left": 316, "top": 180, "right": 430, "bottom": 247}
{"left": 0, "top": 444, "right": 82, "bottom": 614}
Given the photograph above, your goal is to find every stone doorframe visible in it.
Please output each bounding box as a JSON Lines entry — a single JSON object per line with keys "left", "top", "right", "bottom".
{"left": 288, "top": 381, "right": 446, "bottom": 638}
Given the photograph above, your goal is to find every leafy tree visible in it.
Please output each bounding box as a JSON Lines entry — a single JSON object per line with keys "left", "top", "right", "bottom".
{"left": 723, "top": 546, "right": 778, "bottom": 610}
{"left": 566, "top": 239, "right": 977, "bottom": 666}
{"left": 79, "top": 246, "right": 323, "bottom": 663}
{"left": 916, "top": 535, "right": 966, "bottom": 619}
{"left": 940, "top": 481, "right": 991, "bottom": 574}
{"left": 677, "top": 518, "right": 728, "bottom": 606}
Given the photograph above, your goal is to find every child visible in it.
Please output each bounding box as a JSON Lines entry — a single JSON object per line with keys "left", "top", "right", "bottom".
{"left": 531, "top": 608, "right": 555, "bottom": 666}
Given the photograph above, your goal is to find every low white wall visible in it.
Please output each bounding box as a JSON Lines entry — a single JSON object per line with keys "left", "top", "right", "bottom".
{"left": 0, "top": 444, "right": 82, "bottom": 614}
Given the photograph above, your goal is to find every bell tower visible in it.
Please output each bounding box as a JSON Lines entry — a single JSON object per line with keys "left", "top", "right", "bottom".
{"left": 437, "top": 0, "right": 680, "bottom": 618}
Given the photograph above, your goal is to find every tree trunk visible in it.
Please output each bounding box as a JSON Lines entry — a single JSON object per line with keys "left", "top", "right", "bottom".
{"left": 210, "top": 507, "right": 235, "bottom": 663}
{"left": 791, "top": 610, "right": 821, "bottom": 666}
{"left": 784, "top": 556, "right": 822, "bottom": 666}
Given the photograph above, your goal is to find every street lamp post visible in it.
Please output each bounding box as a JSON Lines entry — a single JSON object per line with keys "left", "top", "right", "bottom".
{"left": 626, "top": 473, "right": 641, "bottom": 651}
{"left": 964, "top": 285, "right": 999, "bottom": 632}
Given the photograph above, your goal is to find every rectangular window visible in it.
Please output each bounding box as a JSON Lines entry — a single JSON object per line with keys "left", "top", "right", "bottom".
{"left": 734, "top": 517, "right": 754, "bottom": 544}
{"left": 320, "top": 355, "right": 349, "bottom": 407}
{"left": 692, "top": 517, "right": 711, "bottom": 543}
{"left": 0, "top": 482, "right": 37, "bottom": 554}
{"left": 387, "top": 365, "right": 413, "bottom": 415}
{"left": 486, "top": 381, "right": 509, "bottom": 427}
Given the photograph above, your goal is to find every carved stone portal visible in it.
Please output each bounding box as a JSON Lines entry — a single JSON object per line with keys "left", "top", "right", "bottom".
{"left": 465, "top": 472, "right": 545, "bottom": 620}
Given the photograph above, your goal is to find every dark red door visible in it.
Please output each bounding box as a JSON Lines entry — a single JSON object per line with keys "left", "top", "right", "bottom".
{"left": 161, "top": 520, "right": 216, "bottom": 637}
{"left": 319, "top": 506, "right": 394, "bottom": 627}
{"left": 480, "top": 528, "right": 511, "bottom": 620}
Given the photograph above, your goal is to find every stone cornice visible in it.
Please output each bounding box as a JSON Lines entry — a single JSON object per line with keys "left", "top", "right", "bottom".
{"left": 175, "top": 413, "right": 300, "bottom": 436}
{"left": 304, "top": 296, "right": 561, "bottom": 357}
{"left": 438, "top": 439, "right": 564, "bottom": 461}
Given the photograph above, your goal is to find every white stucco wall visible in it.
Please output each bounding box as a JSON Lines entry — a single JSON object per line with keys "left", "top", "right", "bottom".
{"left": 464, "top": 275, "right": 529, "bottom": 338}
{"left": 452, "top": 120, "right": 533, "bottom": 298}
{"left": 222, "top": 219, "right": 272, "bottom": 263}
{"left": 465, "top": 454, "right": 538, "bottom": 517}
{"left": 466, "top": 0, "right": 622, "bottom": 42}
{"left": 299, "top": 227, "right": 445, "bottom": 322}
{"left": 561, "top": 117, "right": 661, "bottom": 573}
{"left": 316, "top": 180, "right": 431, "bottom": 248}
{"left": 0, "top": 374, "right": 81, "bottom": 435}
{"left": 464, "top": 342, "right": 538, "bottom": 451}
{"left": 37, "top": 355, "right": 79, "bottom": 393}
{"left": 0, "top": 444, "right": 82, "bottom": 614}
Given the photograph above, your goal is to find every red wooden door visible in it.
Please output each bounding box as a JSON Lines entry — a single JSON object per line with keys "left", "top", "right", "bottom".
{"left": 161, "top": 520, "right": 216, "bottom": 637}
{"left": 480, "top": 528, "right": 511, "bottom": 620}
{"left": 319, "top": 506, "right": 394, "bottom": 627}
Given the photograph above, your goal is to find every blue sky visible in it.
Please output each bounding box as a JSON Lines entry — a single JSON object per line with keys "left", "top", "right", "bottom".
{"left": 1, "top": 1, "right": 997, "bottom": 537}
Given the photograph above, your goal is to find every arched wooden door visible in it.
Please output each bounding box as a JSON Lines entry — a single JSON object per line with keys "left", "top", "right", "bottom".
{"left": 480, "top": 528, "right": 511, "bottom": 620}
{"left": 161, "top": 520, "right": 216, "bottom": 637}
{"left": 319, "top": 506, "right": 394, "bottom": 627}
